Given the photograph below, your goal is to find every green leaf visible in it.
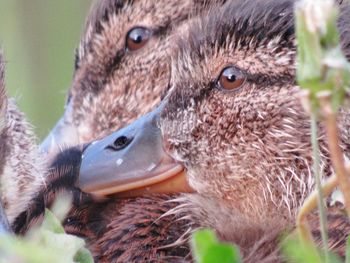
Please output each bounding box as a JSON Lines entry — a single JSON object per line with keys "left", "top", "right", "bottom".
{"left": 192, "top": 229, "right": 218, "bottom": 261}
{"left": 282, "top": 237, "right": 322, "bottom": 263}
{"left": 191, "top": 229, "right": 241, "bottom": 263}
{"left": 282, "top": 236, "right": 342, "bottom": 263}
{"left": 201, "top": 244, "right": 240, "bottom": 263}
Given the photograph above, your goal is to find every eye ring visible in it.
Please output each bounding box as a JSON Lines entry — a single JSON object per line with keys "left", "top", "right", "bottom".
{"left": 217, "top": 66, "right": 246, "bottom": 91}
{"left": 125, "top": 27, "right": 152, "bottom": 51}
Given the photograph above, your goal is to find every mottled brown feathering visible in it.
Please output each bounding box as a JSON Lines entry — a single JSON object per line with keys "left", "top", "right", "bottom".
{"left": 84, "top": 196, "right": 192, "bottom": 263}
{"left": 152, "top": 0, "right": 350, "bottom": 259}
{"left": 14, "top": 0, "right": 228, "bottom": 261}
{"left": 35, "top": 0, "right": 230, "bottom": 260}
{"left": 71, "top": 0, "right": 350, "bottom": 261}
{"left": 160, "top": 0, "right": 350, "bottom": 222}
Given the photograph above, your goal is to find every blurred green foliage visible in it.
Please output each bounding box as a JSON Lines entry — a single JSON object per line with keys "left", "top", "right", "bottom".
{"left": 282, "top": 236, "right": 343, "bottom": 263}
{"left": 0, "top": 0, "right": 91, "bottom": 139}
{"left": 0, "top": 196, "right": 93, "bottom": 263}
{"left": 191, "top": 229, "right": 241, "bottom": 263}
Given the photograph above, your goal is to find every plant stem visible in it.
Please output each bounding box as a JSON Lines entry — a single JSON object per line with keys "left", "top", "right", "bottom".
{"left": 319, "top": 94, "right": 350, "bottom": 216}
{"left": 296, "top": 209, "right": 316, "bottom": 247}
{"left": 296, "top": 174, "right": 338, "bottom": 247}
{"left": 311, "top": 110, "right": 329, "bottom": 261}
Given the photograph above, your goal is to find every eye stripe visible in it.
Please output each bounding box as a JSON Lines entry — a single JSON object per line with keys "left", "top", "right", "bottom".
{"left": 166, "top": 71, "right": 294, "bottom": 114}
{"left": 106, "top": 49, "right": 125, "bottom": 76}
{"left": 246, "top": 72, "right": 295, "bottom": 87}
{"left": 152, "top": 21, "right": 173, "bottom": 38}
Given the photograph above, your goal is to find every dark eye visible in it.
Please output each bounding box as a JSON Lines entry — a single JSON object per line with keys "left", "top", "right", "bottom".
{"left": 218, "top": 66, "right": 245, "bottom": 91}
{"left": 126, "top": 27, "right": 152, "bottom": 51}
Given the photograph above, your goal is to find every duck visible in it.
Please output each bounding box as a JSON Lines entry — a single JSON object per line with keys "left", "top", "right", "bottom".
{"left": 10, "top": 0, "right": 227, "bottom": 261}
{"left": 11, "top": 0, "right": 350, "bottom": 262}
{"left": 0, "top": 53, "right": 46, "bottom": 229}
{"left": 40, "top": 0, "right": 226, "bottom": 159}
{"left": 70, "top": 0, "right": 350, "bottom": 261}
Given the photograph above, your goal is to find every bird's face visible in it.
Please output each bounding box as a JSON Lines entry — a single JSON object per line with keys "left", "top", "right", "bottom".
{"left": 41, "top": 0, "right": 217, "bottom": 156}
{"left": 157, "top": 17, "right": 315, "bottom": 216}
{"left": 160, "top": 39, "right": 300, "bottom": 203}
{"left": 77, "top": 0, "right": 333, "bottom": 218}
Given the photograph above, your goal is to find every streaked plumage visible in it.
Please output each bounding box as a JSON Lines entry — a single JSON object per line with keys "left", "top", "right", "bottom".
{"left": 41, "top": 0, "right": 225, "bottom": 154}
{"left": 70, "top": 0, "right": 350, "bottom": 261}
{"left": 8, "top": 0, "right": 350, "bottom": 262}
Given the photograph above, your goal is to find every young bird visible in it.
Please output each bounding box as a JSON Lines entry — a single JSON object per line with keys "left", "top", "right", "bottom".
{"left": 41, "top": 0, "right": 225, "bottom": 157}
{"left": 12, "top": 1, "right": 228, "bottom": 262}
{"left": 74, "top": 0, "right": 350, "bottom": 261}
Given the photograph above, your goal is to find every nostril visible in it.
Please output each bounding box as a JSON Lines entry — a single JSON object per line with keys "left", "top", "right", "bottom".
{"left": 106, "top": 136, "right": 133, "bottom": 151}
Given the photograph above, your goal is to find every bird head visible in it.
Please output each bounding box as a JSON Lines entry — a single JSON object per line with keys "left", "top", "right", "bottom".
{"left": 76, "top": 0, "right": 350, "bottom": 222}
{"left": 41, "top": 0, "right": 225, "bottom": 159}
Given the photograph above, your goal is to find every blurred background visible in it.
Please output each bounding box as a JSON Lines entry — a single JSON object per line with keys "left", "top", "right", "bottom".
{"left": 0, "top": 0, "right": 92, "bottom": 139}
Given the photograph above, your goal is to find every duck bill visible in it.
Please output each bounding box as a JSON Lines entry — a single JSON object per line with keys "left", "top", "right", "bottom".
{"left": 40, "top": 103, "right": 79, "bottom": 160}
{"left": 77, "top": 108, "right": 193, "bottom": 197}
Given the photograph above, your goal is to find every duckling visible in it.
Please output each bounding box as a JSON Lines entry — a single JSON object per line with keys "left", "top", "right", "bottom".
{"left": 11, "top": 0, "right": 227, "bottom": 260}
{"left": 74, "top": 0, "right": 350, "bottom": 260}
{"left": 0, "top": 53, "right": 45, "bottom": 227}
{"left": 41, "top": 0, "right": 225, "bottom": 158}
{"left": 13, "top": 0, "right": 350, "bottom": 261}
